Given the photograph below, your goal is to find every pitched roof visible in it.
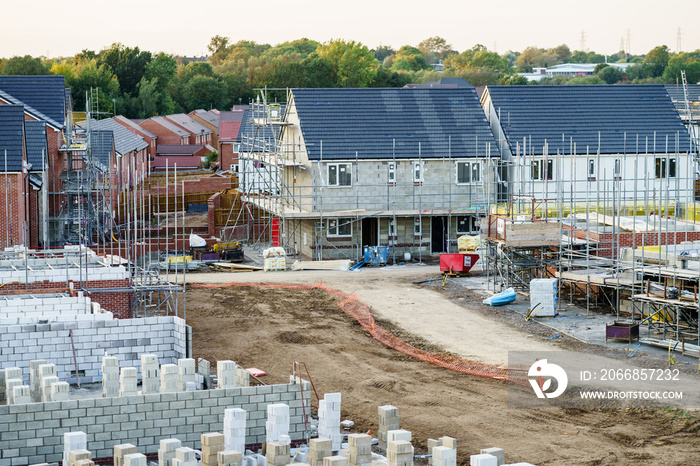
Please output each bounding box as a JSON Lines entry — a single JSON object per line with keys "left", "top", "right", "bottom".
{"left": 219, "top": 121, "right": 242, "bottom": 142}
{"left": 220, "top": 110, "right": 246, "bottom": 122}
{"left": 156, "top": 144, "right": 205, "bottom": 156}
{"left": 664, "top": 84, "right": 700, "bottom": 102}
{"left": 0, "top": 75, "right": 66, "bottom": 126}
{"left": 165, "top": 114, "right": 212, "bottom": 135}
{"left": 291, "top": 88, "right": 498, "bottom": 160}
{"left": 24, "top": 120, "right": 48, "bottom": 171}
{"left": 237, "top": 106, "right": 286, "bottom": 152}
{"left": 0, "top": 105, "right": 25, "bottom": 172}
{"left": 113, "top": 115, "right": 157, "bottom": 138}
{"left": 90, "top": 130, "right": 114, "bottom": 170}
{"left": 484, "top": 84, "right": 692, "bottom": 154}
{"left": 150, "top": 116, "right": 189, "bottom": 137}
{"left": 191, "top": 110, "right": 220, "bottom": 128}
{"left": 0, "top": 88, "right": 63, "bottom": 129}
{"left": 91, "top": 118, "right": 148, "bottom": 155}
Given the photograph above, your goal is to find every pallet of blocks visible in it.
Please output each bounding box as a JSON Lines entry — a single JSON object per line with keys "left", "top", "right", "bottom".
{"left": 266, "top": 439, "right": 290, "bottom": 466}
{"left": 29, "top": 358, "right": 47, "bottom": 402}
{"left": 4, "top": 367, "right": 22, "bottom": 404}
{"left": 308, "top": 438, "right": 332, "bottom": 466}
{"left": 218, "top": 450, "right": 243, "bottom": 466}
{"left": 141, "top": 354, "right": 160, "bottom": 394}
{"left": 66, "top": 449, "right": 93, "bottom": 466}
{"left": 38, "top": 363, "right": 58, "bottom": 401}
{"left": 173, "top": 447, "right": 198, "bottom": 466}
{"left": 51, "top": 381, "right": 70, "bottom": 401}
{"left": 12, "top": 384, "right": 31, "bottom": 404}
{"left": 217, "top": 360, "right": 237, "bottom": 389}
{"left": 201, "top": 432, "right": 226, "bottom": 466}
{"left": 387, "top": 440, "right": 413, "bottom": 466}
{"left": 160, "top": 364, "right": 179, "bottom": 393}
{"left": 323, "top": 457, "right": 348, "bottom": 466}
{"left": 427, "top": 437, "right": 456, "bottom": 466}
{"left": 63, "top": 431, "right": 87, "bottom": 466}
{"left": 114, "top": 443, "right": 138, "bottom": 466}
{"left": 377, "top": 405, "right": 399, "bottom": 452}
{"left": 479, "top": 448, "right": 504, "bottom": 466}
{"left": 235, "top": 366, "right": 250, "bottom": 387}
{"left": 318, "top": 393, "right": 342, "bottom": 451}
{"left": 158, "top": 438, "right": 182, "bottom": 466}
{"left": 102, "top": 356, "right": 120, "bottom": 397}
{"left": 178, "top": 358, "right": 196, "bottom": 391}
{"left": 431, "top": 447, "right": 456, "bottom": 466}
{"left": 469, "top": 454, "right": 498, "bottom": 466}
{"left": 265, "top": 403, "right": 290, "bottom": 443}
{"left": 119, "top": 367, "right": 138, "bottom": 397}
{"left": 123, "top": 454, "right": 147, "bottom": 466}
{"left": 224, "top": 408, "right": 246, "bottom": 453}
{"left": 347, "top": 434, "right": 372, "bottom": 466}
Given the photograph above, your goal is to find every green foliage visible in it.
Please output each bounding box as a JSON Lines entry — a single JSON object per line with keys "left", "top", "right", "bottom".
{"left": 98, "top": 43, "right": 152, "bottom": 97}
{"left": 662, "top": 51, "right": 700, "bottom": 84}
{"left": 392, "top": 46, "right": 429, "bottom": 71}
{"left": 445, "top": 45, "right": 510, "bottom": 75}
{"left": 418, "top": 36, "right": 454, "bottom": 64}
{"left": 597, "top": 65, "right": 624, "bottom": 84}
{"left": 52, "top": 59, "right": 119, "bottom": 112}
{"left": 643, "top": 45, "right": 670, "bottom": 78}
{"left": 373, "top": 45, "right": 395, "bottom": 63}
{"left": 498, "top": 74, "right": 528, "bottom": 85}
{"left": 316, "top": 40, "right": 377, "bottom": 87}
{"left": 0, "top": 55, "right": 51, "bottom": 75}
{"left": 203, "top": 150, "right": 219, "bottom": 169}
{"left": 181, "top": 75, "right": 228, "bottom": 111}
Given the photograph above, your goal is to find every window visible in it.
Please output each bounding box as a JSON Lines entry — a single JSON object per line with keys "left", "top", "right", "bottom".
{"left": 327, "top": 218, "right": 352, "bottom": 237}
{"left": 388, "top": 219, "right": 396, "bottom": 237}
{"left": 588, "top": 159, "right": 596, "bottom": 180}
{"left": 530, "top": 159, "right": 552, "bottom": 180}
{"left": 456, "top": 161, "right": 481, "bottom": 183}
{"left": 387, "top": 162, "right": 396, "bottom": 183}
{"left": 327, "top": 163, "right": 352, "bottom": 187}
{"left": 457, "top": 216, "right": 479, "bottom": 234}
{"left": 614, "top": 159, "right": 621, "bottom": 179}
{"left": 670, "top": 158, "right": 677, "bottom": 177}
{"left": 655, "top": 157, "right": 677, "bottom": 178}
{"left": 412, "top": 161, "right": 423, "bottom": 182}
{"left": 414, "top": 217, "right": 422, "bottom": 236}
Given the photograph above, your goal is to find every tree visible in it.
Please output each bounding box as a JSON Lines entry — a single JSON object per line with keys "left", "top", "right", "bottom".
{"left": 52, "top": 59, "right": 119, "bottom": 112}
{"left": 144, "top": 53, "right": 177, "bottom": 92}
{"left": 263, "top": 39, "right": 320, "bottom": 59}
{"left": 662, "top": 51, "right": 700, "bottom": 84}
{"left": 446, "top": 45, "right": 509, "bottom": 74}
{"left": 316, "top": 40, "right": 377, "bottom": 87}
{"left": 643, "top": 45, "right": 670, "bottom": 77}
{"left": 207, "top": 35, "right": 231, "bottom": 61}
{"left": 498, "top": 75, "right": 528, "bottom": 85}
{"left": 597, "top": 65, "right": 624, "bottom": 84}
{"left": 373, "top": 45, "right": 395, "bottom": 63}
{"left": 98, "top": 43, "right": 152, "bottom": 97}
{"left": 418, "top": 36, "right": 453, "bottom": 64}
{"left": 0, "top": 55, "right": 51, "bottom": 75}
{"left": 391, "top": 46, "right": 429, "bottom": 71}
{"left": 182, "top": 75, "right": 228, "bottom": 111}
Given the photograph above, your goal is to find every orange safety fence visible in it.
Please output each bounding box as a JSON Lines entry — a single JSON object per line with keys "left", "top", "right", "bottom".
{"left": 192, "top": 281, "right": 529, "bottom": 386}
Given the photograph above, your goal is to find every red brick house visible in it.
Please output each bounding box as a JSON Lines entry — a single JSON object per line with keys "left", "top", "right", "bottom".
{"left": 0, "top": 105, "right": 30, "bottom": 249}
{"left": 140, "top": 116, "right": 189, "bottom": 145}
{"left": 152, "top": 145, "right": 207, "bottom": 173}
{"left": 218, "top": 109, "right": 246, "bottom": 172}
{"left": 113, "top": 115, "right": 158, "bottom": 160}
{"left": 165, "top": 113, "right": 213, "bottom": 146}
{"left": 188, "top": 109, "right": 220, "bottom": 147}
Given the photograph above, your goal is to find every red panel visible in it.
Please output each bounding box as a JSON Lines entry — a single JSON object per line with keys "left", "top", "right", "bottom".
{"left": 439, "top": 253, "right": 479, "bottom": 273}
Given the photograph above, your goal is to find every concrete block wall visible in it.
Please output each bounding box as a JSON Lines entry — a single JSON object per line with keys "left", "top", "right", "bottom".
{"left": 0, "top": 257, "right": 128, "bottom": 286}
{"left": 0, "top": 295, "right": 112, "bottom": 324}
{"left": 0, "top": 317, "right": 187, "bottom": 385}
{"left": 0, "top": 382, "right": 310, "bottom": 466}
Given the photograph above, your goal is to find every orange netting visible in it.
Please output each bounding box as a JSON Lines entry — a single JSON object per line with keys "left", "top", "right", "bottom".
{"left": 192, "top": 280, "right": 528, "bottom": 385}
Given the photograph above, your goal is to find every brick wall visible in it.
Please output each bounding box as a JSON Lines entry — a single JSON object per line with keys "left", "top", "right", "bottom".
{"left": 139, "top": 120, "right": 182, "bottom": 146}
{"left": 572, "top": 228, "right": 700, "bottom": 258}
{"left": 0, "top": 316, "right": 187, "bottom": 386}
{"left": 150, "top": 176, "right": 234, "bottom": 196}
{"left": 0, "top": 382, "right": 310, "bottom": 465}
{"left": 0, "top": 173, "right": 25, "bottom": 249}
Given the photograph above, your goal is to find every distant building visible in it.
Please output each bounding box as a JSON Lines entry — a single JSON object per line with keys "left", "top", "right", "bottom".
{"left": 518, "top": 63, "right": 634, "bottom": 82}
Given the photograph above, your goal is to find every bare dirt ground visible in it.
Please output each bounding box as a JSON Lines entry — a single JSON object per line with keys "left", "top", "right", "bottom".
{"left": 183, "top": 266, "right": 700, "bottom": 465}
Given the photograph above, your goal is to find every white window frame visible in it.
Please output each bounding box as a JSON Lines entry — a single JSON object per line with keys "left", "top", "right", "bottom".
{"left": 456, "top": 161, "right": 481, "bottom": 184}
{"left": 588, "top": 158, "right": 596, "bottom": 180}
{"left": 327, "top": 163, "right": 352, "bottom": 187}
{"left": 531, "top": 159, "right": 552, "bottom": 181}
{"left": 414, "top": 217, "right": 422, "bottom": 236}
{"left": 614, "top": 158, "right": 621, "bottom": 178}
{"left": 388, "top": 218, "right": 397, "bottom": 237}
{"left": 655, "top": 157, "right": 677, "bottom": 179}
{"left": 327, "top": 218, "right": 352, "bottom": 238}
{"left": 388, "top": 162, "right": 396, "bottom": 183}
{"left": 412, "top": 161, "right": 423, "bottom": 182}
{"left": 456, "top": 215, "right": 479, "bottom": 235}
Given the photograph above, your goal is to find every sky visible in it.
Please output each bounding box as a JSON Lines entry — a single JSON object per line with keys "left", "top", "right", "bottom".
{"left": 2, "top": 0, "right": 699, "bottom": 59}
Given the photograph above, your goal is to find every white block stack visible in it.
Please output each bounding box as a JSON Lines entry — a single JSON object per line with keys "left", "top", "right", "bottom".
{"left": 201, "top": 432, "right": 226, "bottom": 466}
{"left": 160, "top": 364, "right": 179, "bottom": 393}
{"left": 67, "top": 449, "right": 93, "bottom": 466}
{"left": 29, "top": 359, "right": 47, "bottom": 402}
{"left": 51, "top": 381, "right": 70, "bottom": 401}
{"left": 113, "top": 444, "right": 138, "bottom": 466}
{"left": 119, "top": 367, "right": 138, "bottom": 397}
{"left": 308, "top": 438, "right": 332, "bottom": 466}
{"left": 218, "top": 450, "right": 243, "bottom": 466}
{"left": 158, "top": 439, "right": 182, "bottom": 466}
{"left": 530, "top": 278, "right": 558, "bottom": 317}
{"left": 41, "top": 375, "right": 59, "bottom": 403}
{"left": 217, "top": 360, "right": 237, "bottom": 389}
{"left": 141, "top": 354, "right": 160, "bottom": 394}
{"left": 123, "top": 454, "right": 147, "bottom": 466}
{"left": 173, "top": 447, "right": 198, "bottom": 466}
{"left": 387, "top": 440, "right": 413, "bottom": 466}
{"left": 265, "top": 403, "right": 290, "bottom": 444}
{"left": 318, "top": 393, "right": 342, "bottom": 451}
{"left": 377, "top": 405, "right": 399, "bottom": 452}
{"left": 323, "top": 457, "right": 348, "bottom": 466}
{"left": 101, "top": 356, "right": 120, "bottom": 397}
{"left": 12, "top": 384, "right": 31, "bottom": 404}
{"left": 5, "top": 376, "right": 22, "bottom": 405}
{"left": 235, "top": 367, "right": 250, "bottom": 387}
{"left": 266, "top": 441, "right": 290, "bottom": 466}
{"left": 348, "top": 434, "right": 372, "bottom": 466}
{"left": 62, "top": 431, "right": 87, "bottom": 466}
{"left": 223, "top": 408, "right": 246, "bottom": 454}
{"left": 469, "top": 454, "right": 497, "bottom": 466}
{"left": 178, "top": 358, "right": 196, "bottom": 391}
{"left": 479, "top": 448, "right": 504, "bottom": 466}
{"left": 432, "top": 447, "right": 456, "bottom": 466}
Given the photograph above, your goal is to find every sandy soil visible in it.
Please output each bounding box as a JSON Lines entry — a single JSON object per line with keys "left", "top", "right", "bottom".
{"left": 183, "top": 266, "right": 700, "bottom": 465}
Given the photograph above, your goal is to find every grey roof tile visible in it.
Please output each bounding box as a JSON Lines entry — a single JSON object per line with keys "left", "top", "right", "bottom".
{"left": 0, "top": 105, "right": 25, "bottom": 172}
{"left": 91, "top": 118, "right": 148, "bottom": 155}
{"left": 90, "top": 130, "right": 114, "bottom": 169}
{"left": 485, "top": 84, "right": 692, "bottom": 154}
{"left": 113, "top": 115, "right": 157, "bottom": 138}
{"left": 0, "top": 75, "right": 66, "bottom": 126}
{"left": 291, "top": 88, "right": 498, "bottom": 160}
{"left": 150, "top": 116, "right": 189, "bottom": 137}
{"left": 25, "top": 120, "right": 47, "bottom": 171}
{"left": 166, "top": 113, "right": 213, "bottom": 135}
{"left": 237, "top": 106, "right": 285, "bottom": 152}
{"left": 0, "top": 88, "right": 63, "bottom": 129}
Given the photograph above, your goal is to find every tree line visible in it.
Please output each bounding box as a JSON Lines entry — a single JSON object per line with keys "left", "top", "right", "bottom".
{"left": 0, "top": 38, "right": 697, "bottom": 119}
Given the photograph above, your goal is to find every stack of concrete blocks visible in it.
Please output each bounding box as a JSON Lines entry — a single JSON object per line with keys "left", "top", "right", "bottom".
{"left": 218, "top": 450, "right": 243, "bottom": 466}
{"left": 201, "top": 432, "right": 226, "bottom": 466}
{"left": 266, "top": 439, "right": 291, "bottom": 466}
{"left": 217, "top": 361, "right": 237, "bottom": 389}
{"left": 119, "top": 367, "right": 138, "bottom": 397}
{"left": 185, "top": 381, "right": 197, "bottom": 391}
{"left": 348, "top": 434, "right": 372, "bottom": 466}
{"left": 387, "top": 439, "right": 413, "bottom": 466}
{"left": 199, "top": 359, "right": 211, "bottom": 389}
{"left": 5, "top": 367, "right": 22, "bottom": 404}
{"left": 39, "top": 363, "right": 58, "bottom": 402}
{"left": 178, "top": 358, "right": 196, "bottom": 391}
{"left": 235, "top": 366, "right": 250, "bottom": 387}
{"left": 469, "top": 454, "right": 498, "bottom": 466}
{"left": 427, "top": 437, "right": 456, "bottom": 466}
{"left": 160, "top": 364, "right": 179, "bottom": 393}
{"left": 173, "top": 447, "right": 198, "bottom": 466}
{"left": 66, "top": 449, "right": 94, "bottom": 466}
{"left": 224, "top": 408, "right": 246, "bottom": 454}
{"left": 432, "top": 447, "right": 456, "bottom": 466}
{"left": 114, "top": 444, "right": 138, "bottom": 466}
{"left": 158, "top": 438, "right": 182, "bottom": 466}
{"left": 62, "top": 431, "right": 87, "bottom": 466}
{"left": 123, "top": 454, "right": 148, "bottom": 466}
{"left": 102, "top": 356, "right": 120, "bottom": 397}
{"left": 51, "top": 381, "right": 70, "bottom": 401}
{"left": 265, "top": 403, "right": 290, "bottom": 443}
{"left": 377, "top": 405, "right": 400, "bottom": 452}
{"left": 12, "top": 384, "right": 31, "bottom": 404}
{"left": 29, "top": 359, "right": 47, "bottom": 402}
{"left": 308, "top": 438, "right": 332, "bottom": 466}
{"left": 141, "top": 354, "right": 160, "bottom": 394}
{"left": 318, "top": 393, "right": 342, "bottom": 451}
{"left": 479, "top": 449, "right": 504, "bottom": 466}
{"left": 323, "top": 457, "right": 348, "bottom": 466}
{"left": 0, "top": 365, "right": 5, "bottom": 404}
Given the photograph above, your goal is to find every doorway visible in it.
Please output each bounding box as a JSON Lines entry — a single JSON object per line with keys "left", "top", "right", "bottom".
{"left": 362, "top": 217, "right": 378, "bottom": 247}
{"left": 431, "top": 216, "right": 447, "bottom": 253}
